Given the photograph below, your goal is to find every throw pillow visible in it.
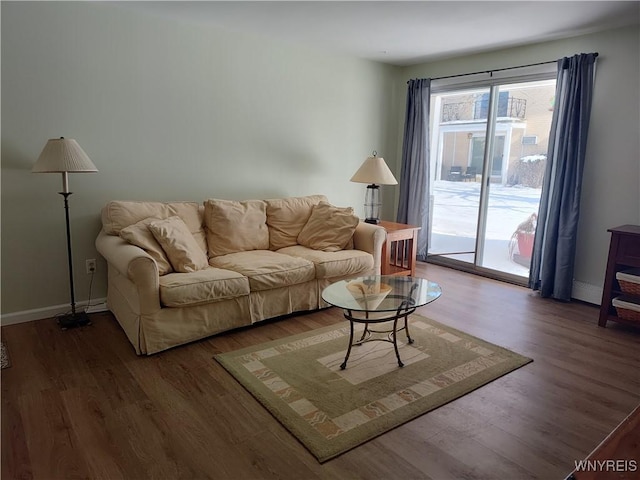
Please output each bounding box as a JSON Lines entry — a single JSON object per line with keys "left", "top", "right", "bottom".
{"left": 119, "top": 217, "right": 173, "bottom": 275}
{"left": 297, "top": 201, "right": 359, "bottom": 252}
{"left": 204, "top": 199, "right": 269, "bottom": 257}
{"left": 148, "top": 216, "right": 209, "bottom": 273}
{"left": 265, "top": 195, "right": 328, "bottom": 250}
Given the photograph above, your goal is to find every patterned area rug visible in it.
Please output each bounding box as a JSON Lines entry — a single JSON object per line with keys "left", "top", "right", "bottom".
{"left": 215, "top": 314, "right": 532, "bottom": 462}
{"left": 1, "top": 341, "right": 10, "bottom": 369}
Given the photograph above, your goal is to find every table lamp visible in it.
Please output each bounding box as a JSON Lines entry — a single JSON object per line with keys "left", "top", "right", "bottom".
{"left": 350, "top": 151, "right": 397, "bottom": 224}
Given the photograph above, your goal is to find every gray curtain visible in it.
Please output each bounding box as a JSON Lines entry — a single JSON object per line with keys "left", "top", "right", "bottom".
{"left": 397, "top": 78, "right": 431, "bottom": 261}
{"left": 529, "top": 53, "right": 598, "bottom": 300}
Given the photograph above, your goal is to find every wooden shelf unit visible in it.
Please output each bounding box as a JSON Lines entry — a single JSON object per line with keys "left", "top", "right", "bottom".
{"left": 598, "top": 225, "right": 640, "bottom": 327}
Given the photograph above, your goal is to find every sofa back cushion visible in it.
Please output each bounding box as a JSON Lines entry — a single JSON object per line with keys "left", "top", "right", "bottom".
{"left": 265, "top": 194, "right": 328, "bottom": 250}
{"left": 102, "top": 201, "right": 206, "bottom": 253}
{"left": 297, "top": 201, "right": 359, "bottom": 252}
{"left": 204, "top": 199, "right": 269, "bottom": 257}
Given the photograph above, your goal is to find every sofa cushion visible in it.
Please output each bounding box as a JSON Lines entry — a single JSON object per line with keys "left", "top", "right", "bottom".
{"left": 297, "top": 202, "right": 359, "bottom": 252}
{"left": 159, "top": 267, "right": 250, "bottom": 307}
{"left": 209, "top": 250, "right": 315, "bottom": 291}
{"left": 101, "top": 200, "right": 207, "bottom": 253}
{"left": 265, "top": 194, "right": 328, "bottom": 250}
{"left": 119, "top": 217, "right": 173, "bottom": 275}
{"left": 278, "top": 245, "right": 374, "bottom": 279}
{"left": 204, "top": 199, "right": 269, "bottom": 257}
{"left": 149, "top": 216, "right": 209, "bottom": 273}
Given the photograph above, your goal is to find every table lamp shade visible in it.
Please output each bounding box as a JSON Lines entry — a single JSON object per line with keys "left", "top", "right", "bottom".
{"left": 350, "top": 153, "right": 397, "bottom": 186}
{"left": 32, "top": 138, "right": 98, "bottom": 173}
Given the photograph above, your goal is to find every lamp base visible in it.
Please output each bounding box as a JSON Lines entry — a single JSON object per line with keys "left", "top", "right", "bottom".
{"left": 364, "top": 218, "right": 380, "bottom": 224}
{"left": 57, "top": 311, "right": 91, "bottom": 330}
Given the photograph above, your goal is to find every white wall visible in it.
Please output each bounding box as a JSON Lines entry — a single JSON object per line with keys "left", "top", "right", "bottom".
{"left": 1, "top": 2, "right": 398, "bottom": 320}
{"left": 396, "top": 26, "right": 640, "bottom": 303}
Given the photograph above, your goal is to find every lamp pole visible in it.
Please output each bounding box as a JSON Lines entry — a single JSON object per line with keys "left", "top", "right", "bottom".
{"left": 58, "top": 188, "right": 90, "bottom": 329}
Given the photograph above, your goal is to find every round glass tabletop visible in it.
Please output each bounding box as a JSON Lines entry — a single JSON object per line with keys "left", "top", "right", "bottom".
{"left": 322, "top": 275, "right": 442, "bottom": 313}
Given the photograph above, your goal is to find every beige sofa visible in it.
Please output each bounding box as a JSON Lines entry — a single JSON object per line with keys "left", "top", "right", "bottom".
{"left": 95, "top": 194, "right": 386, "bottom": 355}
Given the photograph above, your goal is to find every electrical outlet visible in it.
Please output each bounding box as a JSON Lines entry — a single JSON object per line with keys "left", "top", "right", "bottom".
{"left": 86, "top": 258, "right": 97, "bottom": 274}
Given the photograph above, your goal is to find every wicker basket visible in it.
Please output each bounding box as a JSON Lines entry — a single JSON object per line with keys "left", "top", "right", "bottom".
{"left": 612, "top": 296, "right": 640, "bottom": 323}
{"left": 616, "top": 269, "right": 640, "bottom": 296}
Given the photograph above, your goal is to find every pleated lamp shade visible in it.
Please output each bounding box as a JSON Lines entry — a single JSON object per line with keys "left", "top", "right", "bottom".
{"left": 32, "top": 138, "right": 98, "bottom": 173}
{"left": 350, "top": 153, "right": 397, "bottom": 186}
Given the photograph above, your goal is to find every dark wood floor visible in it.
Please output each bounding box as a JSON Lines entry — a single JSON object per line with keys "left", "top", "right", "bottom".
{"left": 2, "top": 263, "right": 639, "bottom": 480}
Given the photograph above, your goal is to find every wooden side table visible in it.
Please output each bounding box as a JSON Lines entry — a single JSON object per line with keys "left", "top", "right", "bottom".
{"left": 378, "top": 221, "right": 421, "bottom": 277}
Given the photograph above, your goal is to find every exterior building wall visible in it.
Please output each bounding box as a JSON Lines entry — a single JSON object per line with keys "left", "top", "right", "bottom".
{"left": 436, "top": 83, "right": 555, "bottom": 186}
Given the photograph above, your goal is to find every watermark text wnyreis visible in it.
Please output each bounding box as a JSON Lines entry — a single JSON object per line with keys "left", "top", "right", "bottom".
{"left": 574, "top": 459, "right": 637, "bottom": 473}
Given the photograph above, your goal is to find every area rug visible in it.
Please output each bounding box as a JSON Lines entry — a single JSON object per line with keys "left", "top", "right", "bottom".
{"left": 214, "top": 314, "right": 532, "bottom": 462}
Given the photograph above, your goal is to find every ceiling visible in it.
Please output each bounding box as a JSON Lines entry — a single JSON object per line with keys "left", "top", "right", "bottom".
{"left": 111, "top": 1, "right": 640, "bottom": 66}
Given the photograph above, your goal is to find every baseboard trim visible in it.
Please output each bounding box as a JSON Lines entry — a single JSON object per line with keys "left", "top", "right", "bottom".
{"left": 1, "top": 298, "right": 108, "bottom": 326}
{"left": 572, "top": 281, "right": 602, "bottom": 306}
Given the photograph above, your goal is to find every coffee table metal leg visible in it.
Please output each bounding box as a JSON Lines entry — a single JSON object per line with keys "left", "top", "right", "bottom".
{"left": 357, "top": 324, "right": 369, "bottom": 343}
{"left": 392, "top": 317, "right": 404, "bottom": 367}
{"left": 405, "top": 313, "right": 414, "bottom": 344}
{"left": 340, "top": 318, "right": 354, "bottom": 370}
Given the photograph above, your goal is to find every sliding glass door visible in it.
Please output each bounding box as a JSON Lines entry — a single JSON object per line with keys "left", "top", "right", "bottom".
{"left": 427, "top": 78, "right": 556, "bottom": 283}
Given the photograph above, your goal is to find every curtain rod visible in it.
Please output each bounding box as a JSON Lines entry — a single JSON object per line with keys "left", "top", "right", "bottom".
{"left": 407, "top": 53, "right": 599, "bottom": 83}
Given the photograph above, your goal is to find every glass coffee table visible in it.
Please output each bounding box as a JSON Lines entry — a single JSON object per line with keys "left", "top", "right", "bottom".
{"left": 322, "top": 275, "right": 442, "bottom": 369}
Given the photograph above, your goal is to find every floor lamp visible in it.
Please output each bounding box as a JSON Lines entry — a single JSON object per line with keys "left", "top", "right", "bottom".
{"left": 32, "top": 137, "right": 98, "bottom": 329}
{"left": 350, "top": 151, "right": 398, "bottom": 224}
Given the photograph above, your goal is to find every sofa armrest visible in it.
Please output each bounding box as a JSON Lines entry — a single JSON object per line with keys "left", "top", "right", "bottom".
{"left": 95, "top": 230, "right": 161, "bottom": 314}
{"left": 352, "top": 222, "right": 386, "bottom": 275}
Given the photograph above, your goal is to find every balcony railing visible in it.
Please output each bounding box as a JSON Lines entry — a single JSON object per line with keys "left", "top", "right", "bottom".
{"left": 442, "top": 97, "right": 527, "bottom": 122}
